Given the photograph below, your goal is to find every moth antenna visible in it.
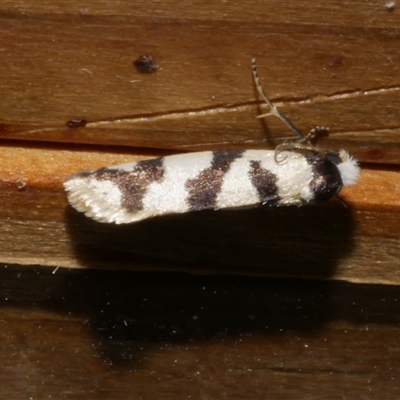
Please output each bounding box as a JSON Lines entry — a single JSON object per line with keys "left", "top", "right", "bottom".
{"left": 251, "top": 58, "right": 305, "bottom": 139}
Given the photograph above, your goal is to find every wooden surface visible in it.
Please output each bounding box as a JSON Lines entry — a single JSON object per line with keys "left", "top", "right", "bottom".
{"left": 2, "top": 265, "right": 400, "bottom": 400}
{"left": 0, "top": 1, "right": 399, "bottom": 284}
{"left": 0, "top": 2, "right": 400, "bottom": 398}
{"left": 0, "top": 1, "right": 400, "bottom": 162}
{"left": 0, "top": 144, "right": 399, "bottom": 285}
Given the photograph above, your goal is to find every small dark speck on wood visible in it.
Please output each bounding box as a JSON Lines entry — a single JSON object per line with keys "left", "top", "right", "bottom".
{"left": 134, "top": 55, "right": 158, "bottom": 73}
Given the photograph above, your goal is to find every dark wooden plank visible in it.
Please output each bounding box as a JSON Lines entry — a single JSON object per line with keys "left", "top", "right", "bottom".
{"left": 1, "top": 265, "right": 399, "bottom": 400}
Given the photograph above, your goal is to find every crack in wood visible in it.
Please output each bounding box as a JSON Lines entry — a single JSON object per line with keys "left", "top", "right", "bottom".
{"left": 11, "top": 83, "right": 400, "bottom": 136}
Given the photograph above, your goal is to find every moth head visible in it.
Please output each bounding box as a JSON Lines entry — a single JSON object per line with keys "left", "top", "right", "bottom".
{"left": 327, "top": 149, "right": 360, "bottom": 186}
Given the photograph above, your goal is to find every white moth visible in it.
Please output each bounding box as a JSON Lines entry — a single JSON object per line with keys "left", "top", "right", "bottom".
{"left": 64, "top": 59, "right": 360, "bottom": 224}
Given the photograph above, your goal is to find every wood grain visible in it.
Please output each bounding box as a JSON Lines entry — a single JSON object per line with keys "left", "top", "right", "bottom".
{"left": 0, "top": 144, "right": 398, "bottom": 285}
{"left": 0, "top": 1, "right": 400, "bottom": 162}
{"left": 0, "top": 1, "right": 398, "bottom": 282}
{"left": 1, "top": 2, "right": 400, "bottom": 399}
{"left": 1, "top": 265, "right": 400, "bottom": 400}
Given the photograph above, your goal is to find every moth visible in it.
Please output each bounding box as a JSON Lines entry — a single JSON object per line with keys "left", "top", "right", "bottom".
{"left": 64, "top": 59, "right": 360, "bottom": 224}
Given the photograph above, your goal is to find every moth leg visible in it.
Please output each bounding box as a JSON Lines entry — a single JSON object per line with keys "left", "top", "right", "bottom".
{"left": 305, "top": 126, "right": 330, "bottom": 143}
{"left": 335, "top": 193, "right": 348, "bottom": 207}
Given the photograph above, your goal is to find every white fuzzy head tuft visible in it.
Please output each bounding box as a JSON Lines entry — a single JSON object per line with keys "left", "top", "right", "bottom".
{"left": 337, "top": 150, "right": 360, "bottom": 186}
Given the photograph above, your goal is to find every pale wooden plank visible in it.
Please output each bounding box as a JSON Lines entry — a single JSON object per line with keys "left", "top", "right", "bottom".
{"left": 0, "top": 144, "right": 398, "bottom": 284}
